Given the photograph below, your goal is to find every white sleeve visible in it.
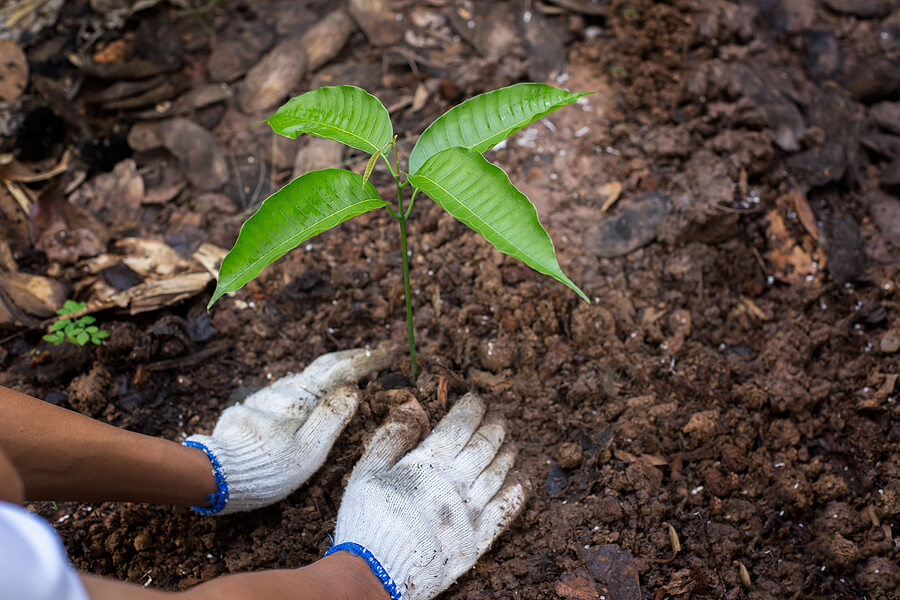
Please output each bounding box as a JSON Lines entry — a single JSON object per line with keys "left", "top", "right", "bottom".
{"left": 0, "top": 501, "right": 89, "bottom": 600}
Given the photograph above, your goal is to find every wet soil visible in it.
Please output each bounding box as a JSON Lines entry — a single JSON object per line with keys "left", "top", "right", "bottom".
{"left": 2, "top": 0, "right": 899, "bottom": 599}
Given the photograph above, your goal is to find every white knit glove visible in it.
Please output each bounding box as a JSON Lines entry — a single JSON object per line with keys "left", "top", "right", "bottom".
{"left": 184, "top": 348, "right": 391, "bottom": 515}
{"left": 330, "top": 393, "right": 528, "bottom": 600}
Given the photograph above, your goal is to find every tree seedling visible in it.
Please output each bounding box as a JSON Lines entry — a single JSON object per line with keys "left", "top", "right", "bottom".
{"left": 43, "top": 300, "right": 110, "bottom": 347}
{"left": 210, "top": 83, "right": 590, "bottom": 382}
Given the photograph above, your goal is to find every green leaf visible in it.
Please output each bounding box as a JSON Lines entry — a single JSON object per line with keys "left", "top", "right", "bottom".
{"left": 265, "top": 86, "right": 393, "bottom": 156}
{"left": 75, "top": 331, "right": 90, "bottom": 346}
{"left": 49, "top": 319, "right": 69, "bottom": 332}
{"left": 58, "top": 299, "right": 85, "bottom": 316}
{"left": 64, "top": 323, "right": 77, "bottom": 336}
{"left": 85, "top": 326, "right": 99, "bottom": 334}
{"left": 77, "top": 315, "right": 96, "bottom": 326}
{"left": 363, "top": 137, "right": 394, "bottom": 186}
{"left": 408, "top": 83, "right": 590, "bottom": 175}
{"left": 210, "top": 169, "right": 389, "bottom": 308}
{"left": 409, "top": 147, "right": 588, "bottom": 302}
{"left": 95, "top": 330, "right": 110, "bottom": 340}
{"left": 43, "top": 333, "right": 63, "bottom": 345}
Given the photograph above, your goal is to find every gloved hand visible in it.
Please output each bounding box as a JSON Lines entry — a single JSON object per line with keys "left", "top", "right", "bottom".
{"left": 184, "top": 348, "right": 391, "bottom": 515}
{"left": 330, "top": 393, "right": 528, "bottom": 600}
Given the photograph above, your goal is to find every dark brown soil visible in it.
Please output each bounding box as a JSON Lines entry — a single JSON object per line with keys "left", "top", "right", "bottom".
{"left": 2, "top": 0, "right": 899, "bottom": 599}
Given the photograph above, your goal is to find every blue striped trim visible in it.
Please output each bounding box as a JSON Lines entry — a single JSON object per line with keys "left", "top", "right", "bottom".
{"left": 183, "top": 440, "right": 229, "bottom": 515}
{"left": 325, "top": 542, "right": 401, "bottom": 600}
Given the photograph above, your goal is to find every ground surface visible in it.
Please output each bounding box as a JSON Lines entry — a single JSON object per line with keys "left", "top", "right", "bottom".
{"left": 1, "top": 0, "right": 899, "bottom": 598}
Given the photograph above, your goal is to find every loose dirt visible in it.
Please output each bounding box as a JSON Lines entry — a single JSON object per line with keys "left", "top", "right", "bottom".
{"left": 1, "top": 0, "right": 898, "bottom": 598}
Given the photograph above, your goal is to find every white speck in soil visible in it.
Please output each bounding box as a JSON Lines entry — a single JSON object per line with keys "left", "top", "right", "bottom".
{"left": 574, "top": 126, "right": 590, "bottom": 137}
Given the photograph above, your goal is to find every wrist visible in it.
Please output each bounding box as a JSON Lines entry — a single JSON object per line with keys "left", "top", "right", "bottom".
{"left": 316, "top": 551, "right": 391, "bottom": 600}
{"left": 182, "top": 440, "right": 228, "bottom": 513}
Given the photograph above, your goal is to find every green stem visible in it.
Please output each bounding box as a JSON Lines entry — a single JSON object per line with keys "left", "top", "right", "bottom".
{"left": 404, "top": 189, "right": 418, "bottom": 220}
{"left": 397, "top": 182, "right": 418, "bottom": 383}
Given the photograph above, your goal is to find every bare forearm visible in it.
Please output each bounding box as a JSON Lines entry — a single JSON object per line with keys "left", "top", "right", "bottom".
{"left": 0, "top": 385, "right": 216, "bottom": 505}
{"left": 81, "top": 552, "right": 388, "bottom": 600}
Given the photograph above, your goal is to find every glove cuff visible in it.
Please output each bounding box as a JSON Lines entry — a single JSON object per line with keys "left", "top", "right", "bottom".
{"left": 325, "top": 542, "right": 402, "bottom": 600}
{"left": 182, "top": 439, "right": 229, "bottom": 515}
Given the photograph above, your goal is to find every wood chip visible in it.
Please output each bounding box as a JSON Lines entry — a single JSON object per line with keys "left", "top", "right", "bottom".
{"left": 738, "top": 562, "right": 751, "bottom": 589}
{"left": 4, "top": 180, "right": 34, "bottom": 214}
{"left": 667, "top": 523, "right": 682, "bottom": 555}
{"left": 741, "top": 296, "right": 771, "bottom": 321}
{"left": 598, "top": 181, "right": 623, "bottom": 213}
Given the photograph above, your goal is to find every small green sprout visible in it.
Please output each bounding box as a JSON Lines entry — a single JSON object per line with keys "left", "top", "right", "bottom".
{"left": 43, "top": 300, "right": 110, "bottom": 347}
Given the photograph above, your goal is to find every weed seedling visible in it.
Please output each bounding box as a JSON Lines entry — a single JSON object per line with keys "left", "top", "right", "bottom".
{"left": 211, "top": 84, "right": 590, "bottom": 381}
{"left": 43, "top": 300, "right": 110, "bottom": 347}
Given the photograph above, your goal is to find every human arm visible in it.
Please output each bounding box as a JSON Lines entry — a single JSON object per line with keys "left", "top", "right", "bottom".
{"left": 0, "top": 348, "right": 391, "bottom": 510}
{"left": 0, "top": 384, "right": 216, "bottom": 506}
{"left": 79, "top": 551, "right": 387, "bottom": 600}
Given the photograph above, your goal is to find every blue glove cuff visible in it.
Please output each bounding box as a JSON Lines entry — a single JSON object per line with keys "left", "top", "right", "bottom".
{"left": 325, "top": 542, "right": 401, "bottom": 600}
{"left": 183, "top": 440, "right": 229, "bottom": 515}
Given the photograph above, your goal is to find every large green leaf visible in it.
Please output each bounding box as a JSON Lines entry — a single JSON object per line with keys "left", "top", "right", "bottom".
{"left": 408, "top": 83, "right": 589, "bottom": 175}
{"left": 409, "top": 147, "right": 588, "bottom": 302}
{"left": 209, "top": 169, "right": 388, "bottom": 307}
{"left": 265, "top": 86, "right": 393, "bottom": 155}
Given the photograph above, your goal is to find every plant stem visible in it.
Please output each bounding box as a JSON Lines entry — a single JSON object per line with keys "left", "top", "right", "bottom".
{"left": 397, "top": 183, "right": 418, "bottom": 383}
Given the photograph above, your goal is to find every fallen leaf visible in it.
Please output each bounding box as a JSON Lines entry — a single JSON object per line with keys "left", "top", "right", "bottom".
{"left": 764, "top": 203, "right": 822, "bottom": 284}
{"left": 790, "top": 188, "right": 819, "bottom": 241}
{"left": 0, "top": 40, "right": 28, "bottom": 101}
{"left": 113, "top": 238, "right": 193, "bottom": 278}
{"left": 30, "top": 180, "right": 110, "bottom": 264}
{"left": 68, "top": 159, "right": 144, "bottom": 231}
{"left": 0, "top": 148, "right": 72, "bottom": 184}
{"left": 0, "top": 270, "right": 68, "bottom": 318}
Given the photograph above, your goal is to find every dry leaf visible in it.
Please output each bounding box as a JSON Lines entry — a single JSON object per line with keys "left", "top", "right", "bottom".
{"left": 790, "top": 188, "right": 819, "bottom": 241}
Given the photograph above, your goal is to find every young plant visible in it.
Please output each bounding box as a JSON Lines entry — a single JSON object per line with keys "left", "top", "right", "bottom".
{"left": 210, "top": 84, "right": 589, "bottom": 382}
{"left": 43, "top": 300, "right": 110, "bottom": 347}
